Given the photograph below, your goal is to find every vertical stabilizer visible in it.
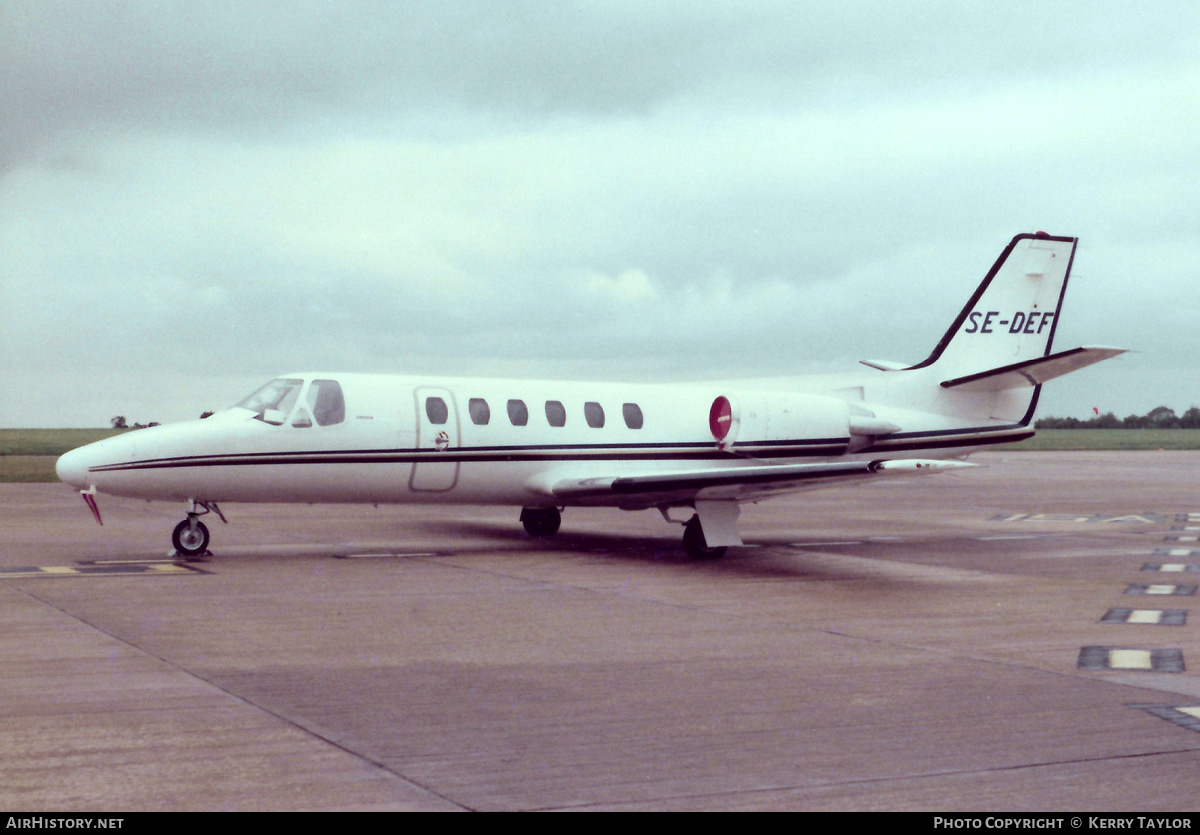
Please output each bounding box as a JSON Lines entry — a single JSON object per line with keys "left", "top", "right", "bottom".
{"left": 910, "top": 233, "right": 1076, "bottom": 378}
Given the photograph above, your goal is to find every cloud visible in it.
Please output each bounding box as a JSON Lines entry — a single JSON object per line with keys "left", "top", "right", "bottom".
{"left": 3, "top": 2, "right": 1199, "bottom": 425}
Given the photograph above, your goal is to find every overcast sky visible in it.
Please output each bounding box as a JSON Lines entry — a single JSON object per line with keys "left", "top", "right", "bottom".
{"left": 2, "top": 1, "right": 1197, "bottom": 427}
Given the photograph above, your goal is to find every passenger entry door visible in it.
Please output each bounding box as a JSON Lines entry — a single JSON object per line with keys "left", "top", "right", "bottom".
{"left": 411, "top": 387, "right": 460, "bottom": 492}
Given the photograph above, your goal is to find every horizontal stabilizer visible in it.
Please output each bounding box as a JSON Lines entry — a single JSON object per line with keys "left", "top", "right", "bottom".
{"left": 940, "top": 346, "right": 1127, "bottom": 392}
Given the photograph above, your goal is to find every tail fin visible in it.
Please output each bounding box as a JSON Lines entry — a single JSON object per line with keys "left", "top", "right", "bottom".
{"left": 899, "top": 233, "right": 1124, "bottom": 428}
{"left": 910, "top": 232, "right": 1076, "bottom": 377}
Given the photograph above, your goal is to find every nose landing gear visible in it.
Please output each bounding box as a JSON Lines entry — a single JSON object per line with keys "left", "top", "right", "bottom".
{"left": 172, "top": 518, "right": 210, "bottom": 557}
{"left": 171, "top": 500, "right": 226, "bottom": 558}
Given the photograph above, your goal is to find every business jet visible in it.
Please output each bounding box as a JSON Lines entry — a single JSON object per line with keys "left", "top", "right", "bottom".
{"left": 57, "top": 233, "right": 1124, "bottom": 559}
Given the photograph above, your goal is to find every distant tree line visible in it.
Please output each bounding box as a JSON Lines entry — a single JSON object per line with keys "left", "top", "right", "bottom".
{"left": 1036, "top": 406, "right": 1200, "bottom": 429}
{"left": 110, "top": 416, "right": 159, "bottom": 430}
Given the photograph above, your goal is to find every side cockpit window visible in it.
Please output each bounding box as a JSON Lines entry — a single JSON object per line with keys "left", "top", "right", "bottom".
{"left": 308, "top": 380, "right": 345, "bottom": 426}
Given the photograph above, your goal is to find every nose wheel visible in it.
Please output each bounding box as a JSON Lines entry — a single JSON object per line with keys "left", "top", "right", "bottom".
{"left": 171, "top": 500, "right": 226, "bottom": 557}
{"left": 172, "top": 518, "right": 210, "bottom": 557}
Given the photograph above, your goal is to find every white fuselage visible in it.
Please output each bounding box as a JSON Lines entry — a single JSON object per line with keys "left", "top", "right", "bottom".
{"left": 55, "top": 369, "right": 1029, "bottom": 509}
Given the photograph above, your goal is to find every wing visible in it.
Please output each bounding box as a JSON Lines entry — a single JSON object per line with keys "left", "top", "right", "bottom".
{"left": 531, "top": 458, "right": 976, "bottom": 510}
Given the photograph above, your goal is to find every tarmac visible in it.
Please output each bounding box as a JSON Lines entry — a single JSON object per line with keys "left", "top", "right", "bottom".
{"left": 3, "top": 450, "right": 1200, "bottom": 811}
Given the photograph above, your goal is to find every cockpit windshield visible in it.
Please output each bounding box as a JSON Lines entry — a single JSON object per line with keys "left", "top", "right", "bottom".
{"left": 235, "top": 379, "right": 303, "bottom": 425}
{"left": 233, "top": 378, "right": 345, "bottom": 427}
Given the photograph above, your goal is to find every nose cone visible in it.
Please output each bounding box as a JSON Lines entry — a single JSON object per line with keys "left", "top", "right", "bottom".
{"left": 56, "top": 445, "right": 93, "bottom": 489}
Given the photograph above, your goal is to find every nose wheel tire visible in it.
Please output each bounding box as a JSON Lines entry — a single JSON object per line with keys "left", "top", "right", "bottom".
{"left": 172, "top": 519, "right": 210, "bottom": 557}
{"left": 683, "top": 515, "right": 726, "bottom": 560}
{"left": 520, "top": 507, "right": 562, "bottom": 537}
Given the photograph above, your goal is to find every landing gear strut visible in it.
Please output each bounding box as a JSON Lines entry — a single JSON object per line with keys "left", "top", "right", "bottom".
{"left": 171, "top": 500, "right": 226, "bottom": 558}
{"left": 683, "top": 514, "right": 726, "bottom": 560}
{"left": 520, "top": 507, "right": 562, "bottom": 537}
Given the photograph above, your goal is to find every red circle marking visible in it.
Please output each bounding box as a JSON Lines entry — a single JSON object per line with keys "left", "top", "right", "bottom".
{"left": 709, "top": 396, "right": 732, "bottom": 442}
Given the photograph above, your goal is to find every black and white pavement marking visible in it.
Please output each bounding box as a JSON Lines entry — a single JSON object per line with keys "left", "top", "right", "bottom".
{"left": 1173, "top": 513, "right": 1200, "bottom": 527}
{"left": 1134, "top": 705, "right": 1200, "bottom": 734}
{"left": 1077, "top": 646, "right": 1185, "bottom": 672}
{"left": 1124, "top": 582, "right": 1197, "bottom": 596}
{"left": 1153, "top": 547, "right": 1200, "bottom": 557}
{"left": 1100, "top": 608, "right": 1187, "bottom": 626}
{"left": 1141, "top": 562, "right": 1200, "bottom": 573}
{"left": 1162, "top": 516, "right": 1200, "bottom": 541}
{"left": 1073, "top": 512, "right": 1199, "bottom": 678}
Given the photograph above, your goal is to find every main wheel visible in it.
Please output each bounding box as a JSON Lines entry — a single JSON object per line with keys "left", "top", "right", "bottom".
{"left": 683, "top": 515, "right": 726, "bottom": 560}
{"left": 520, "top": 507, "right": 561, "bottom": 537}
{"left": 172, "top": 519, "right": 210, "bottom": 557}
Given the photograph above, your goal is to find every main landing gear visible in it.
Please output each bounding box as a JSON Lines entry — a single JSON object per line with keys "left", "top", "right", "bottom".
{"left": 517, "top": 506, "right": 729, "bottom": 558}
{"left": 682, "top": 514, "right": 727, "bottom": 560}
{"left": 171, "top": 500, "right": 226, "bottom": 558}
{"left": 520, "top": 507, "right": 562, "bottom": 538}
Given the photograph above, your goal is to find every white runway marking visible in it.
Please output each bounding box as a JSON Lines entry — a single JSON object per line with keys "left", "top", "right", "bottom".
{"left": 1127, "top": 610, "right": 1167, "bottom": 624}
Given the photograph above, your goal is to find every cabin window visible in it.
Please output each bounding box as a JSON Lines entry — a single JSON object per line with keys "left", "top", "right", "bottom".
{"left": 308, "top": 380, "right": 345, "bottom": 426}
{"left": 425, "top": 397, "right": 449, "bottom": 425}
{"left": 622, "top": 403, "right": 644, "bottom": 429}
{"left": 584, "top": 401, "right": 605, "bottom": 428}
{"left": 507, "top": 399, "right": 529, "bottom": 426}
{"left": 469, "top": 398, "right": 490, "bottom": 425}
{"left": 545, "top": 400, "right": 566, "bottom": 427}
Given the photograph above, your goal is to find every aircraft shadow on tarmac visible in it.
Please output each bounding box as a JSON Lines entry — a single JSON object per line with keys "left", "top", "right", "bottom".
{"left": 357, "top": 517, "right": 963, "bottom": 583}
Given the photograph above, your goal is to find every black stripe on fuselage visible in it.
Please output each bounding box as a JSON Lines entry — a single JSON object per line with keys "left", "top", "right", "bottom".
{"left": 858, "top": 422, "right": 1033, "bottom": 453}
{"left": 84, "top": 426, "right": 1028, "bottom": 475}
{"left": 85, "top": 439, "right": 849, "bottom": 473}
{"left": 861, "top": 430, "right": 1033, "bottom": 453}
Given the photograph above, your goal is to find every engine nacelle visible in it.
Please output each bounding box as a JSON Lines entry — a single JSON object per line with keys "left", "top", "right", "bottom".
{"left": 708, "top": 393, "right": 851, "bottom": 453}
